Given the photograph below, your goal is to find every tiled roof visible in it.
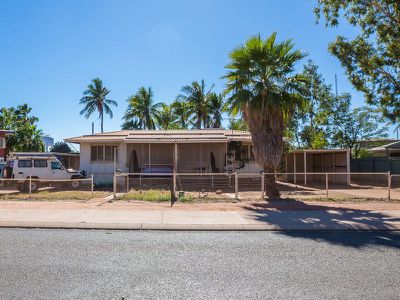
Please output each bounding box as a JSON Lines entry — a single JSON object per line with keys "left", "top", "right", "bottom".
{"left": 65, "top": 129, "right": 253, "bottom": 143}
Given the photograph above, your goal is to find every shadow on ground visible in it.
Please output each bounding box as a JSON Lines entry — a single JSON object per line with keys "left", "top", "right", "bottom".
{"left": 244, "top": 199, "right": 400, "bottom": 249}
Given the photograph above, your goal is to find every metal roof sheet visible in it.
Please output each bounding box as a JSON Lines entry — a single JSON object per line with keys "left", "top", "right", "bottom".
{"left": 65, "top": 129, "right": 252, "bottom": 143}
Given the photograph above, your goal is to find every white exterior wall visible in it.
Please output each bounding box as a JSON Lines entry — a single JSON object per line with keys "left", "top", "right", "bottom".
{"left": 79, "top": 142, "right": 126, "bottom": 185}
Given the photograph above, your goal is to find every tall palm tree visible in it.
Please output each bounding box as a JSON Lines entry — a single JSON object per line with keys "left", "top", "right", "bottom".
{"left": 171, "top": 97, "right": 193, "bottom": 128}
{"left": 121, "top": 119, "right": 142, "bottom": 130}
{"left": 179, "top": 80, "right": 213, "bottom": 129}
{"left": 155, "top": 103, "right": 178, "bottom": 130}
{"left": 123, "top": 87, "right": 160, "bottom": 130}
{"left": 224, "top": 33, "right": 308, "bottom": 198}
{"left": 79, "top": 78, "right": 117, "bottom": 133}
{"left": 207, "top": 93, "right": 224, "bottom": 128}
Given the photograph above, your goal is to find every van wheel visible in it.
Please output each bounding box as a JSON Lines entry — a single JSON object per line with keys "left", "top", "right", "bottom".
{"left": 71, "top": 180, "right": 80, "bottom": 189}
{"left": 24, "top": 179, "right": 39, "bottom": 193}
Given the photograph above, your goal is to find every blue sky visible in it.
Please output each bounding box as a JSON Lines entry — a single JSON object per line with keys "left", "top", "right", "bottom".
{"left": 0, "top": 0, "right": 381, "bottom": 143}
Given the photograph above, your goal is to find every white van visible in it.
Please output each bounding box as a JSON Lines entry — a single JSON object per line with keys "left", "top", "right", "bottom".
{"left": 2, "top": 155, "right": 86, "bottom": 192}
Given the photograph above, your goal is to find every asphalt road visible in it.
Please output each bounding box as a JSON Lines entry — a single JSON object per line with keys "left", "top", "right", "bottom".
{"left": 0, "top": 229, "right": 399, "bottom": 299}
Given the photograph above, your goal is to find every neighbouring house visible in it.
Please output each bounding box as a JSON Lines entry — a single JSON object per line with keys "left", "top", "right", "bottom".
{"left": 0, "top": 130, "right": 14, "bottom": 162}
{"left": 351, "top": 140, "right": 400, "bottom": 174}
{"left": 369, "top": 140, "right": 400, "bottom": 158}
{"left": 65, "top": 129, "right": 262, "bottom": 184}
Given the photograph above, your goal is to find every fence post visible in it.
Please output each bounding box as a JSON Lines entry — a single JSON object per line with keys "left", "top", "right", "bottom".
{"left": 91, "top": 174, "right": 94, "bottom": 199}
{"left": 261, "top": 172, "right": 265, "bottom": 199}
{"left": 388, "top": 171, "right": 391, "bottom": 200}
{"left": 113, "top": 174, "right": 116, "bottom": 200}
{"left": 126, "top": 174, "right": 129, "bottom": 193}
{"left": 173, "top": 171, "right": 177, "bottom": 198}
{"left": 29, "top": 174, "right": 32, "bottom": 196}
{"left": 325, "top": 173, "right": 329, "bottom": 199}
{"left": 235, "top": 172, "right": 238, "bottom": 200}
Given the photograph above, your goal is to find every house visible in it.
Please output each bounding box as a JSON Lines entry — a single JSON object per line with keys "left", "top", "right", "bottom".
{"left": 65, "top": 129, "right": 353, "bottom": 185}
{"left": 369, "top": 140, "right": 400, "bottom": 158}
{"left": 0, "top": 130, "right": 14, "bottom": 162}
{"left": 65, "top": 129, "right": 262, "bottom": 183}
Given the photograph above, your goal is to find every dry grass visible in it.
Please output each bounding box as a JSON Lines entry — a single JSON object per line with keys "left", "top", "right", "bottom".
{"left": 0, "top": 191, "right": 109, "bottom": 201}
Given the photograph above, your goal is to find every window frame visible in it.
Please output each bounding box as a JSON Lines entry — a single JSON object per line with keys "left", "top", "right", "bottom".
{"left": 0, "top": 137, "right": 5, "bottom": 149}
{"left": 91, "top": 144, "right": 119, "bottom": 163}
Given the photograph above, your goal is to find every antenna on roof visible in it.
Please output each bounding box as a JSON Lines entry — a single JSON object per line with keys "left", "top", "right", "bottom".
{"left": 91, "top": 122, "right": 94, "bottom": 135}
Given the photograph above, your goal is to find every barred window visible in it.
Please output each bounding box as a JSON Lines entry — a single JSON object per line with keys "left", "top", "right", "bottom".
{"left": 0, "top": 137, "right": 5, "bottom": 149}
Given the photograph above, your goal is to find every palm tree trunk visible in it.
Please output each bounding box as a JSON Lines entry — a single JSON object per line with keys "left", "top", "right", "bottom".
{"left": 247, "top": 109, "right": 283, "bottom": 199}
{"left": 196, "top": 112, "right": 201, "bottom": 129}
{"left": 101, "top": 113, "right": 104, "bottom": 133}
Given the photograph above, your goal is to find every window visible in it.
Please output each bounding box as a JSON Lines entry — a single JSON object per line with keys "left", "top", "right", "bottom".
{"left": 51, "top": 161, "right": 63, "bottom": 170}
{"left": 91, "top": 145, "right": 118, "bottom": 162}
{"left": 0, "top": 137, "right": 5, "bottom": 149}
{"left": 105, "top": 146, "right": 118, "bottom": 162}
{"left": 18, "top": 160, "right": 32, "bottom": 168}
{"left": 91, "top": 146, "right": 104, "bottom": 162}
{"left": 34, "top": 160, "right": 48, "bottom": 168}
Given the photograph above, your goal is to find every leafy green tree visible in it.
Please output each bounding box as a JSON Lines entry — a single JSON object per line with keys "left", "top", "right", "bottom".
{"left": 0, "top": 104, "right": 44, "bottom": 152}
{"left": 123, "top": 87, "right": 161, "bottom": 130}
{"left": 207, "top": 93, "right": 224, "bottom": 128}
{"left": 171, "top": 98, "right": 193, "bottom": 129}
{"left": 179, "top": 80, "right": 213, "bottom": 129}
{"left": 288, "top": 60, "right": 334, "bottom": 149}
{"left": 325, "top": 94, "right": 388, "bottom": 157}
{"left": 155, "top": 104, "right": 178, "bottom": 130}
{"left": 79, "top": 78, "right": 117, "bottom": 133}
{"left": 50, "top": 141, "right": 72, "bottom": 153}
{"left": 224, "top": 33, "right": 308, "bottom": 198}
{"left": 314, "top": 0, "right": 400, "bottom": 121}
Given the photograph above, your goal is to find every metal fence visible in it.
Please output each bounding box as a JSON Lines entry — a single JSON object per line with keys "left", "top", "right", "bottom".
{"left": 0, "top": 176, "right": 95, "bottom": 200}
{"left": 114, "top": 172, "right": 399, "bottom": 201}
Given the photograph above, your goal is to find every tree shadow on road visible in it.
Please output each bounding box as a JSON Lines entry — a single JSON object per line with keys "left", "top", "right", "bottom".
{"left": 243, "top": 199, "right": 400, "bottom": 249}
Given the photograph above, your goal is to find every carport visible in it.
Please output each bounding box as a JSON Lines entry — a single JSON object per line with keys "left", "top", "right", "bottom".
{"left": 284, "top": 149, "right": 351, "bottom": 185}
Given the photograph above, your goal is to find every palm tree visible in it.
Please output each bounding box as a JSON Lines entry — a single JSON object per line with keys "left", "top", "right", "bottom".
{"left": 207, "top": 93, "right": 224, "bottom": 128}
{"left": 171, "top": 97, "right": 193, "bottom": 128}
{"left": 228, "top": 118, "right": 248, "bottom": 131}
{"left": 79, "top": 78, "right": 117, "bottom": 133}
{"left": 123, "top": 87, "right": 160, "bottom": 130}
{"left": 224, "top": 33, "right": 308, "bottom": 198}
{"left": 179, "top": 80, "right": 213, "bottom": 129}
{"left": 121, "top": 119, "right": 142, "bottom": 130}
{"left": 155, "top": 103, "right": 178, "bottom": 130}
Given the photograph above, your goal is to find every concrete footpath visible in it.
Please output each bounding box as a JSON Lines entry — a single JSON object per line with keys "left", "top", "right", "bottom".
{"left": 0, "top": 200, "right": 400, "bottom": 230}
